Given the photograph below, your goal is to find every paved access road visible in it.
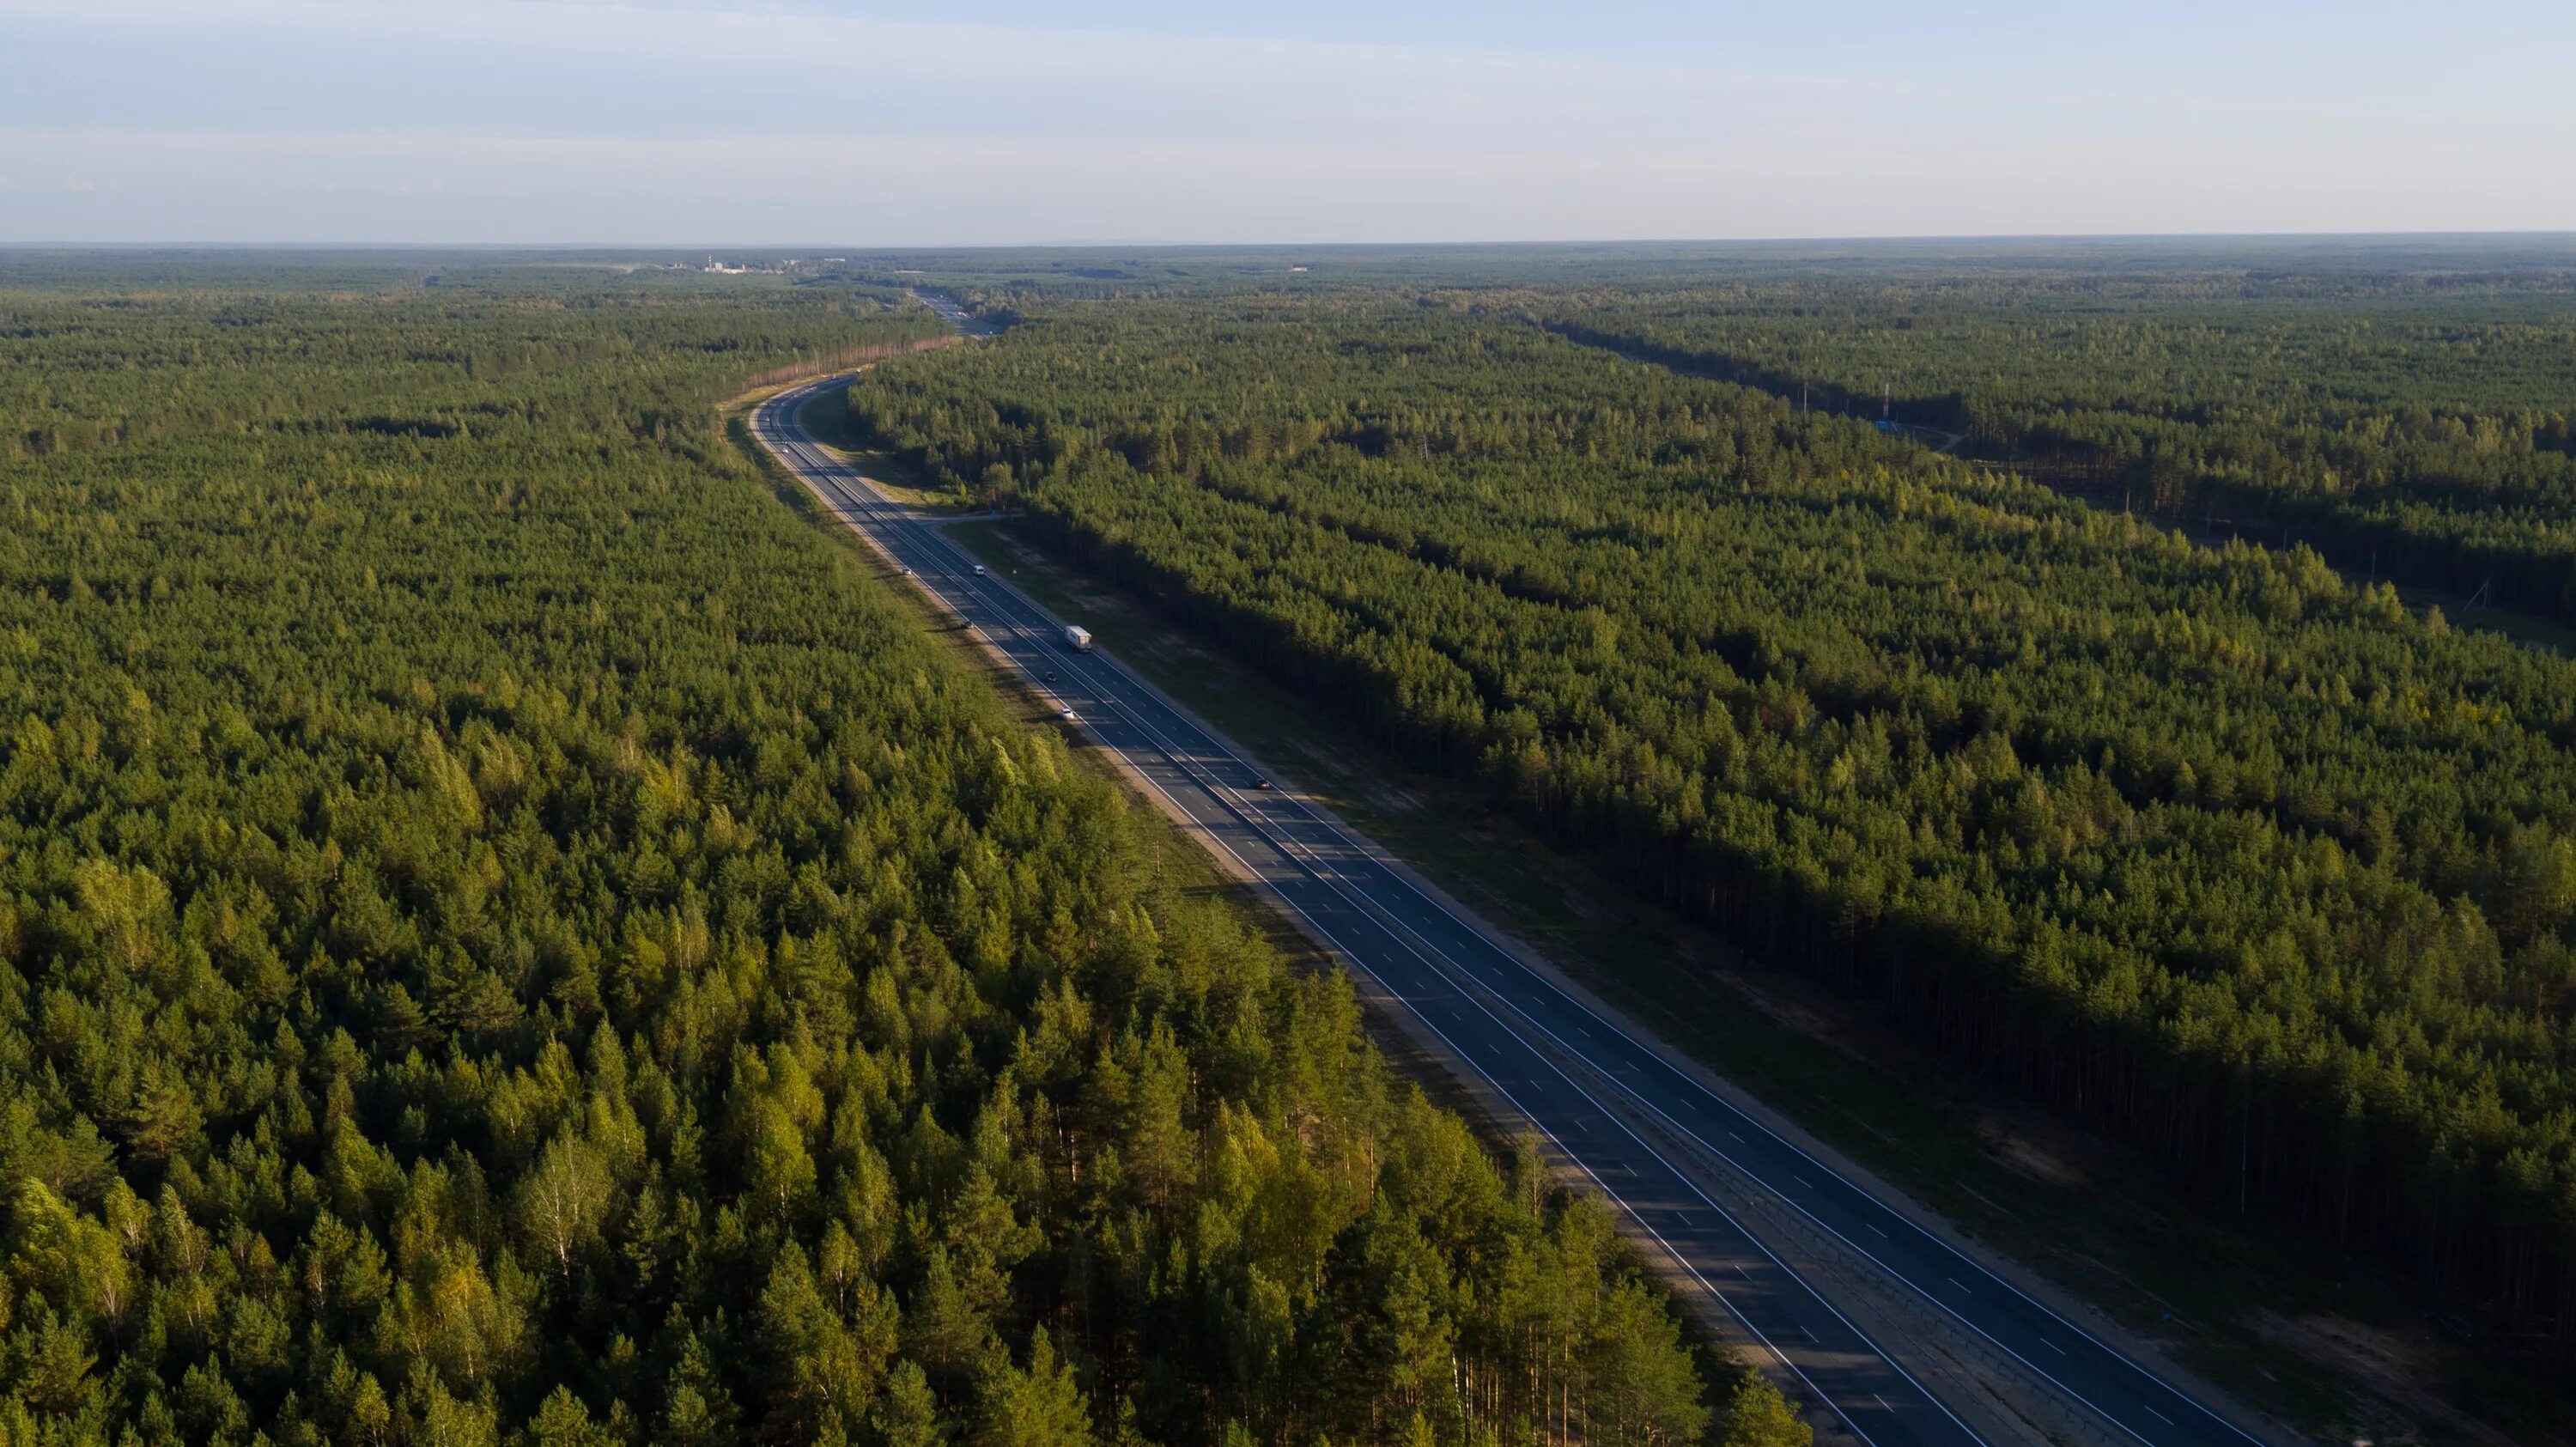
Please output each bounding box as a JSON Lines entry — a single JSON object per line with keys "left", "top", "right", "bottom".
{"left": 751, "top": 377, "right": 2269, "bottom": 1447}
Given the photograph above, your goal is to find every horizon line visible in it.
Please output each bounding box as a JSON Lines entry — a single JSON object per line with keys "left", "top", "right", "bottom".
{"left": 7, "top": 229, "right": 2576, "bottom": 253}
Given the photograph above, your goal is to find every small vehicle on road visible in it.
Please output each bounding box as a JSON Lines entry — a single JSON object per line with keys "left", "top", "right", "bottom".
{"left": 1253, "top": 778, "right": 1272, "bottom": 790}
{"left": 1043, "top": 671, "right": 1058, "bottom": 683}
{"left": 1060, "top": 708, "right": 1078, "bottom": 723}
{"left": 971, "top": 564, "right": 987, "bottom": 576}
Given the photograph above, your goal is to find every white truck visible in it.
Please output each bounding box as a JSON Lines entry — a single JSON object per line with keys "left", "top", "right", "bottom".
{"left": 1063, "top": 625, "right": 1093, "bottom": 653}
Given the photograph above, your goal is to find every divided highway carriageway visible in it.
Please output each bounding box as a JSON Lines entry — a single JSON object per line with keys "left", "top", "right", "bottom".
{"left": 751, "top": 375, "right": 2274, "bottom": 1447}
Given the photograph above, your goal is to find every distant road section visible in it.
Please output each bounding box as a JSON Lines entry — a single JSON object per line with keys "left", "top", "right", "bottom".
{"left": 750, "top": 375, "right": 2275, "bottom": 1447}
{"left": 908, "top": 289, "right": 999, "bottom": 336}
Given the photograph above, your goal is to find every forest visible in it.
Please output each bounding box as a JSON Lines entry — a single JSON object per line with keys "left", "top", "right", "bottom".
{"left": 1545, "top": 267, "right": 2576, "bottom": 623}
{"left": 837, "top": 259, "right": 2576, "bottom": 1367}
{"left": 0, "top": 261, "right": 1752, "bottom": 1447}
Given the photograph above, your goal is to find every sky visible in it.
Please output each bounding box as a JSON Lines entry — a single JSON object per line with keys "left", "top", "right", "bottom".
{"left": 3, "top": 0, "right": 2571, "bottom": 246}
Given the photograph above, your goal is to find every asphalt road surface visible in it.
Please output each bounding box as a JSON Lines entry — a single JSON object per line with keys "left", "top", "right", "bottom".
{"left": 751, "top": 377, "right": 2269, "bottom": 1447}
{"left": 908, "top": 289, "right": 1000, "bottom": 337}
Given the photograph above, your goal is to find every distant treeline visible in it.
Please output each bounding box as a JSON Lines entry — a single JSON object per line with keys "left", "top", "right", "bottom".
{"left": 1543, "top": 277, "right": 2576, "bottom": 622}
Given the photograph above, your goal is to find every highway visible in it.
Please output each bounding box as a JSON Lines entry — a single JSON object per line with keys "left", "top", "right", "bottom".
{"left": 750, "top": 374, "right": 2271, "bottom": 1447}
{"left": 908, "top": 289, "right": 999, "bottom": 337}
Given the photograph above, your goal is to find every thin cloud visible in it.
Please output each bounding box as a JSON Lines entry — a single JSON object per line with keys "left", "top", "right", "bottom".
{"left": 5, "top": 0, "right": 2570, "bottom": 241}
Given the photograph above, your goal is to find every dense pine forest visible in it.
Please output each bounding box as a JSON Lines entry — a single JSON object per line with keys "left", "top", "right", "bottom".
{"left": 838, "top": 256, "right": 2576, "bottom": 1366}
{"left": 0, "top": 261, "right": 1739, "bottom": 1447}
{"left": 1550, "top": 267, "right": 2576, "bottom": 623}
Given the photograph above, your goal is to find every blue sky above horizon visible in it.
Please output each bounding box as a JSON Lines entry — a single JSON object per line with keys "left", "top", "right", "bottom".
{"left": 3, "top": 0, "right": 2569, "bottom": 245}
